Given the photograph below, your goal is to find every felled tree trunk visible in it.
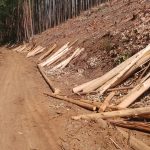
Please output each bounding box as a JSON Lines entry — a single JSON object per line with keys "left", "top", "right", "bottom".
{"left": 44, "top": 92, "right": 97, "bottom": 111}
{"left": 117, "top": 76, "right": 150, "bottom": 109}
{"left": 73, "top": 44, "right": 150, "bottom": 94}
{"left": 38, "top": 44, "right": 57, "bottom": 62}
{"left": 72, "top": 106, "right": 150, "bottom": 120}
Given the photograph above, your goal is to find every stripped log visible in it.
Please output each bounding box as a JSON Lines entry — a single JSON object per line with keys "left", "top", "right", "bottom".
{"left": 80, "top": 99, "right": 102, "bottom": 108}
{"left": 47, "top": 47, "right": 72, "bottom": 66}
{"left": 139, "top": 62, "right": 150, "bottom": 80}
{"left": 117, "top": 76, "right": 150, "bottom": 109}
{"left": 37, "top": 65, "right": 58, "bottom": 93}
{"left": 99, "top": 92, "right": 115, "bottom": 112}
{"left": 12, "top": 45, "right": 22, "bottom": 51}
{"left": 110, "top": 120, "right": 150, "bottom": 133}
{"left": 49, "top": 48, "right": 84, "bottom": 73}
{"left": 27, "top": 46, "right": 45, "bottom": 58}
{"left": 107, "top": 86, "right": 134, "bottom": 92}
{"left": 72, "top": 106, "right": 150, "bottom": 120}
{"left": 16, "top": 45, "right": 27, "bottom": 52}
{"left": 38, "top": 44, "right": 57, "bottom": 62}
{"left": 96, "top": 44, "right": 150, "bottom": 95}
{"left": 80, "top": 99, "right": 117, "bottom": 111}
{"left": 44, "top": 92, "right": 97, "bottom": 111}
{"left": 141, "top": 71, "right": 150, "bottom": 83}
{"left": 137, "top": 114, "right": 150, "bottom": 119}
{"left": 68, "top": 39, "right": 78, "bottom": 47}
{"left": 22, "top": 45, "right": 32, "bottom": 52}
{"left": 39, "top": 43, "right": 69, "bottom": 67}
{"left": 117, "top": 128, "right": 150, "bottom": 150}
{"left": 73, "top": 44, "right": 150, "bottom": 93}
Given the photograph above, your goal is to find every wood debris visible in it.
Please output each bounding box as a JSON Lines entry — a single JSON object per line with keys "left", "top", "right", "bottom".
{"left": 69, "top": 44, "right": 150, "bottom": 136}
{"left": 38, "top": 44, "right": 57, "bottom": 62}
{"left": 48, "top": 48, "right": 84, "bottom": 73}
{"left": 72, "top": 106, "right": 150, "bottom": 120}
{"left": 73, "top": 44, "right": 150, "bottom": 94}
{"left": 44, "top": 92, "right": 97, "bottom": 111}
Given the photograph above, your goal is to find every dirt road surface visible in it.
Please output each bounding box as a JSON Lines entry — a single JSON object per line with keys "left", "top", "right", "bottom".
{"left": 0, "top": 48, "right": 61, "bottom": 150}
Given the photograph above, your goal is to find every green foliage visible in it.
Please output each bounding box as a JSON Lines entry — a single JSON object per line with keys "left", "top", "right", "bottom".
{"left": 0, "top": 0, "right": 18, "bottom": 42}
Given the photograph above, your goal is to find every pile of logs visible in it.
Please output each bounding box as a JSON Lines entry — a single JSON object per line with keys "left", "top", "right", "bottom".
{"left": 10, "top": 42, "right": 150, "bottom": 149}
{"left": 68, "top": 44, "right": 150, "bottom": 136}
{"left": 45, "top": 44, "right": 150, "bottom": 136}
{"left": 10, "top": 40, "right": 150, "bottom": 135}
{"left": 11, "top": 40, "right": 84, "bottom": 94}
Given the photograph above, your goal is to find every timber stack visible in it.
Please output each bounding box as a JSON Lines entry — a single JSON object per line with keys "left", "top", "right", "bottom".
{"left": 12, "top": 42, "right": 150, "bottom": 131}
{"left": 69, "top": 44, "right": 150, "bottom": 137}
{"left": 10, "top": 35, "right": 150, "bottom": 150}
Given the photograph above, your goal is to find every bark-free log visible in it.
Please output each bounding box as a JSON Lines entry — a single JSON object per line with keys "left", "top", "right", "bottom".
{"left": 27, "top": 46, "right": 45, "bottom": 58}
{"left": 107, "top": 86, "right": 133, "bottom": 92}
{"left": 72, "top": 106, "right": 150, "bottom": 120}
{"left": 16, "top": 45, "right": 27, "bottom": 52}
{"left": 44, "top": 93, "right": 97, "bottom": 111}
{"left": 37, "top": 65, "right": 57, "bottom": 93}
{"left": 49, "top": 48, "right": 84, "bottom": 72}
{"left": 96, "top": 44, "right": 150, "bottom": 95}
{"left": 118, "top": 76, "right": 150, "bottom": 108}
{"left": 40, "top": 43, "right": 69, "bottom": 67}
{"left": 38, "top": 44, "right": 57, "bottom": 62}
{"left": 46, "top": 47, "right": 72, "bottom": 66}
{"left": 73, "top": 44, "right": 150, "bottom": 93}
{"left": 80, "top": 99, "right": 102, "bottom": 108}
{"left": 99, "top": 92, "right": 115, "bottom": 112}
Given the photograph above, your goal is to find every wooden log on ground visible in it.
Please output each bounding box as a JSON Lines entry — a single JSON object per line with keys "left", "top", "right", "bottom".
{"left": 22, "top": 45, "right": 32, "bottom": 52}
{"left": 80, "top": 99, "right": 118, "bottom": 111}
{"left": 99, "top": 92, "right": 115, "bottom": 112}
{"left": 27, "top": 46, "right": 41, "bottom": 57}
{"left": 44, "top": 92, "right": 97, "bottom": 111}
{"left": 107, "top": 86, "right": 134, "bottom": 92}
{"left": 117, "top": 128, "right": 150, "bottom": 150}
{"left": 110, "top": 120, "right": 150, "bottom": 133}
{"left": 136, "top": 114, "right": 150, "bottom": 119}
{"left": 39, "top": 42, "right": 69, "bottom": 67}
{"left": 12, "top": 45, "right": 22, "bottom": 51}
{"left": 16, "top": 45, "right": 27, "bottom": 52}
{"left": 37, "top": 65, "right": 59, "bottom": 93}
{"left": 73, "top": 44, "right": 150, "bottom": 93}
{"left": 113, "top": 52, "right": 150, "bottom": 87}
{"left": 46, "top": 47, "right": 72, "bottom": 66}
{"left": 72, "top": 106, "right": 150, "bottom": 120}
{"left": 139, "top": 62, "right": 150, "bottom": 80}
{"left": 117, "top": 76, "right": 150, "bottom": 109}
{"left": 68, "top": 39, "right": 78, "bottom": 47}
{"left": 38, "top": 44, "right": 57, "bottom": 62}
{"left": 96, "top": 45, "right": 150, "bottom": 95}
{"left": 141, "top": 71, "right": 150, "bottom": 83}
{"left": 80, "top": 99, "right": 102, "bottom": 108}
{"left": 27, "top": 46, "right": 45, "bottom": 58}
{"left": 48, "top": 48, "right": 84, "bottom": 73}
